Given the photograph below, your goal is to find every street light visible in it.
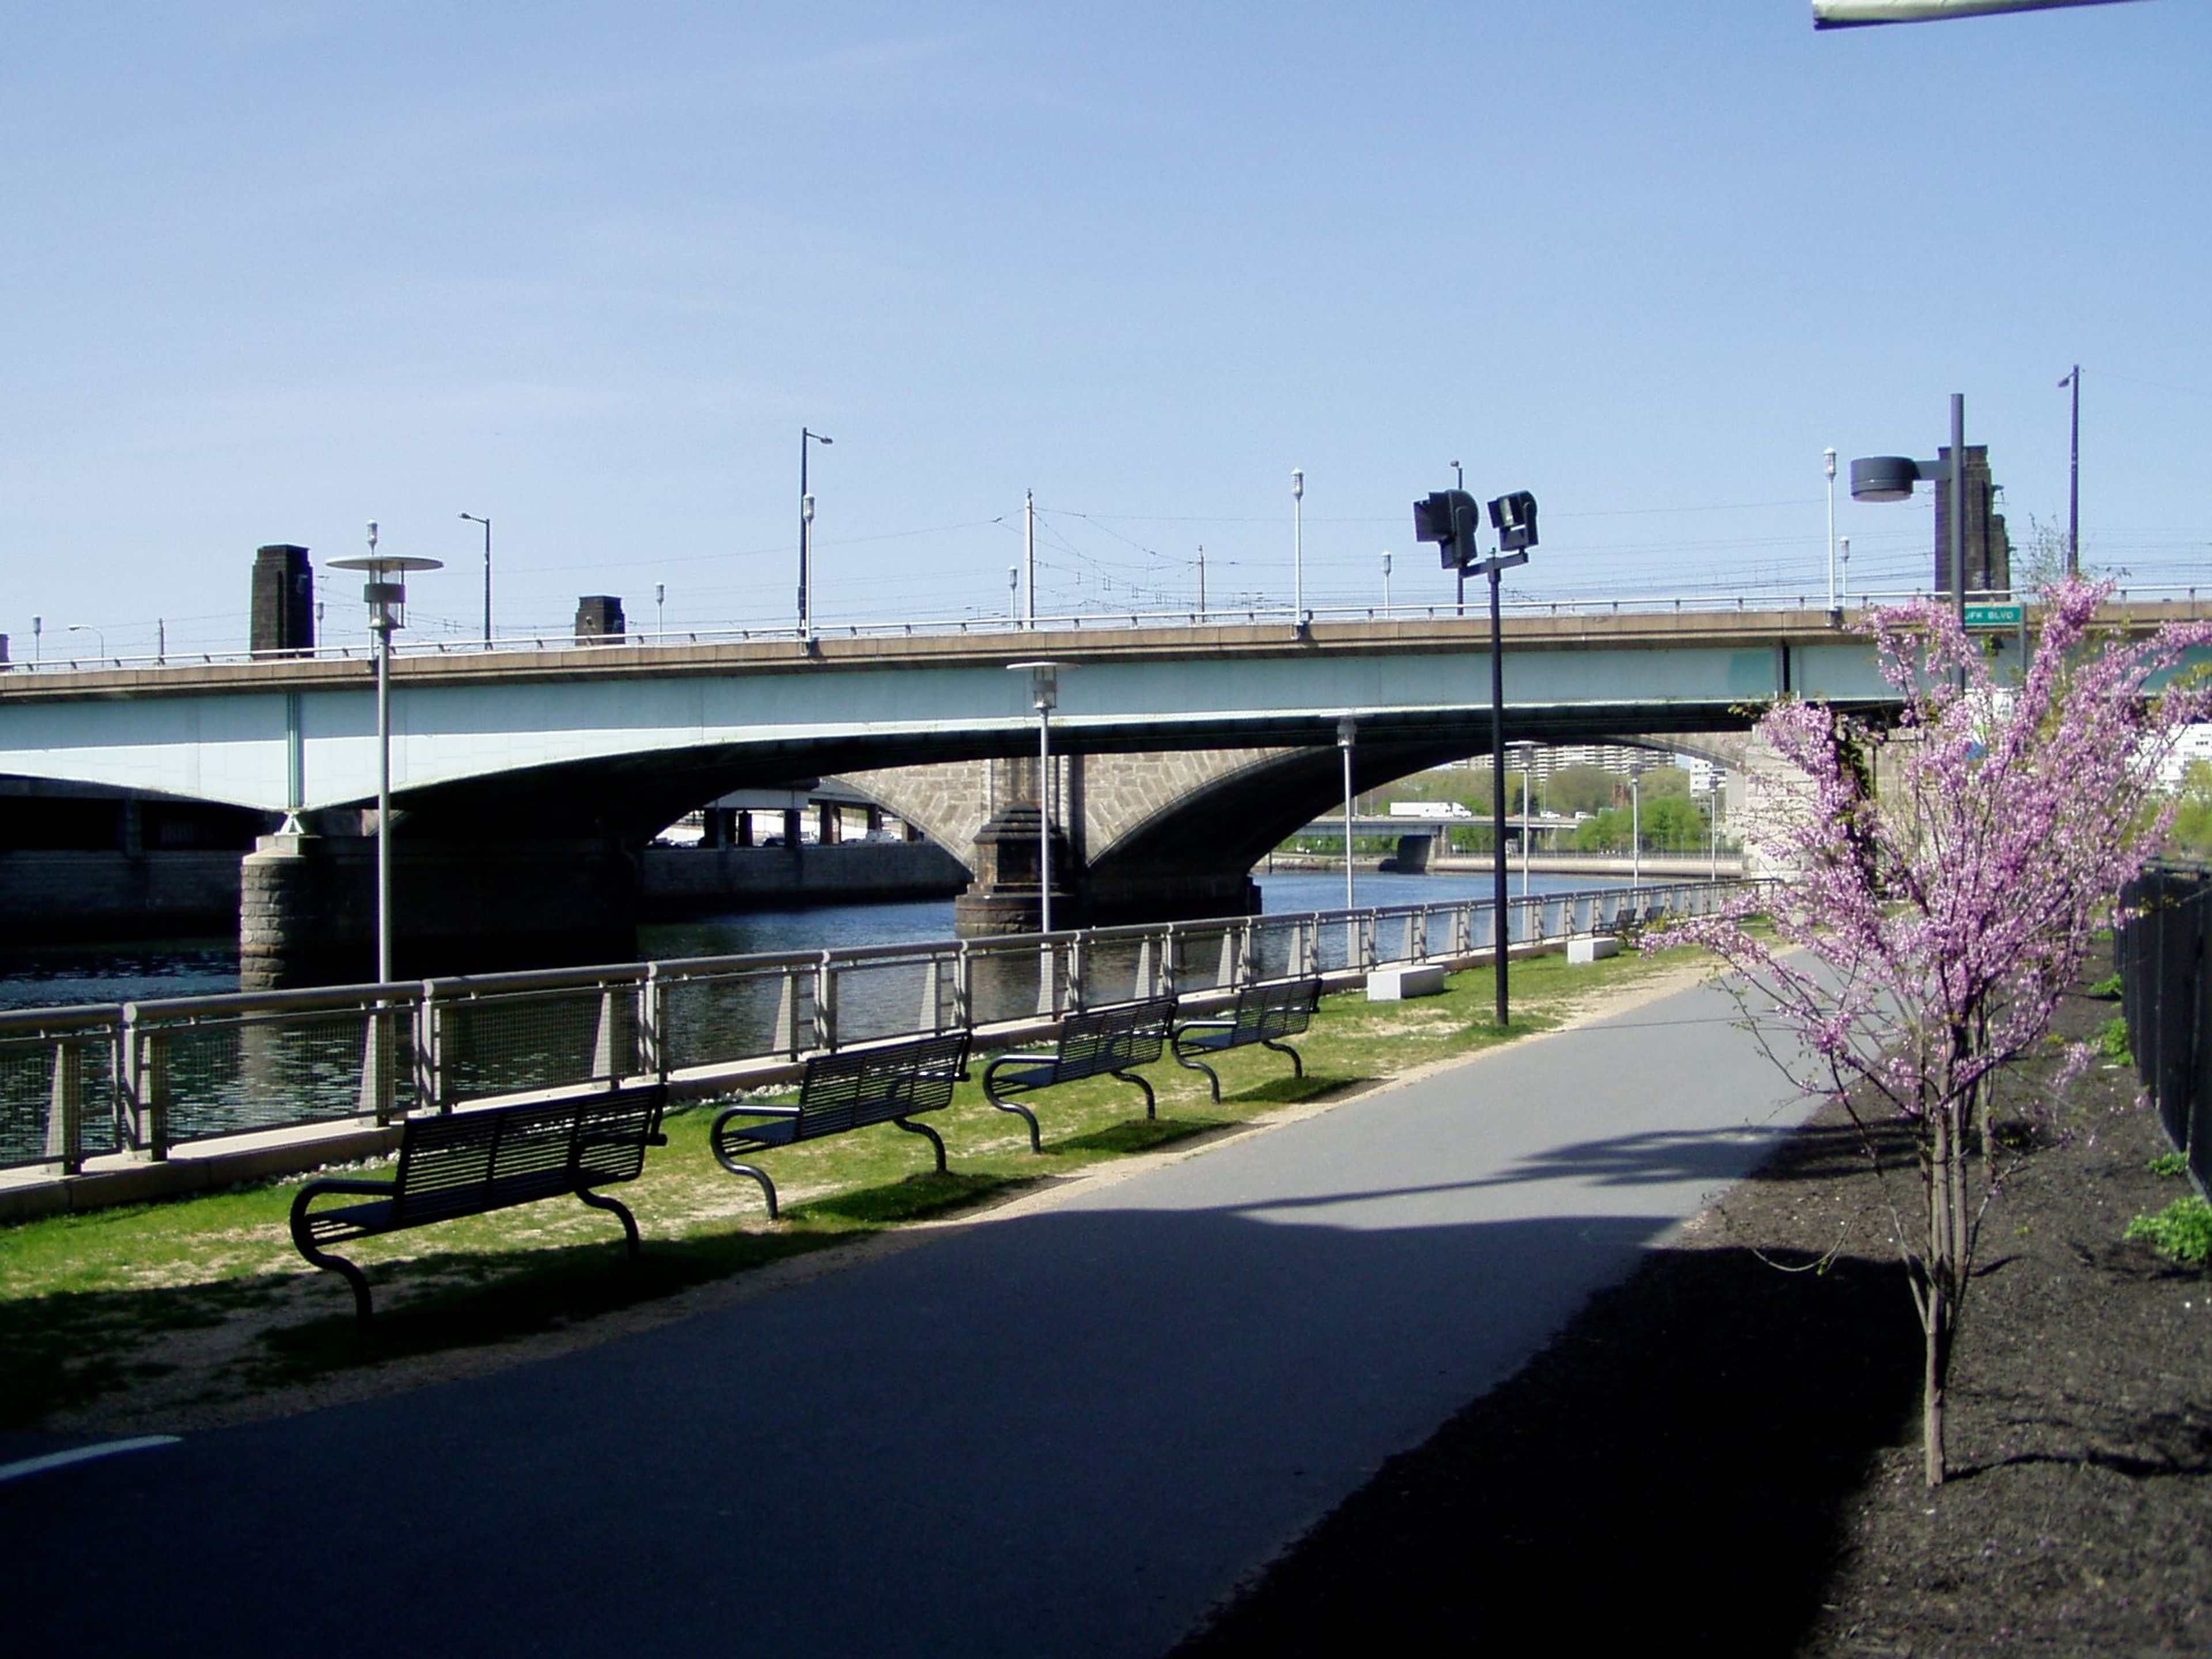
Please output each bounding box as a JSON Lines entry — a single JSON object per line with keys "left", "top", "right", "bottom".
{"left": 458, "top": 513, "right": 491, "bottom": 645}
{"left": 1850, "top": 392, "right": 1969, "bottom": 686}
{"left": 2059, "top": 365, "right": 2081, "bottom": 577}
{"left": 330, "top": 528, "right": 442, "bottom": 984}
{"left": 1290, "top": 468, "right": 1305, "bottom": 624}
{"left": 1009, "top": 661, "right": 1060, "bottom": 934}
{"left": 1414, "top": 483, "right": 1536, "bottom": 1026}
{"left": 1337, "top": 715, "right": 1357, "bottom": 914}
{"left": 1824, "top": 447, "right": 1838, "bottom": 613}
{"left": 66, "top": 624, "right": 104, "bottom": 661}
{"left": 799, "top": 427, "right": 832, "bottom": 637}
{"left": 1380, "top": 550, "right": 1392, "bottom": 612}
{"left": 656, "top": 582, "right": 666, "bottom": 642}
{"left": 1629, "top": 768, "right": 1643, "bottom": 888}
{"left": 1007, "top": 565, "right": 1020, "bottom": 623}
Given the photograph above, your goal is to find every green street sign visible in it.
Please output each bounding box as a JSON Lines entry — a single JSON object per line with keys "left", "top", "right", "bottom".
{"left": 1963, "top": 603, "right": 2024, "bottom": 630}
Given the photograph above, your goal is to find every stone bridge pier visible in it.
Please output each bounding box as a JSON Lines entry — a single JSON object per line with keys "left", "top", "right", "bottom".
{"left": 240, "top": 818, "right": 637, "bottom": 989}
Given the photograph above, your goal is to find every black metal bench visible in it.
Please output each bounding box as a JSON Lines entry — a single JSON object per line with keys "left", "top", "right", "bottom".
{"left": 711, "top": 1031, "right": 971, "bottom": 1218}
{"left": 1171, "top": 978, "right": 1323, "bottom": 1102}
{"left": 982, "top": 996, "right": 1177, "bottom": 1152}
{"left": 289, "top": 1084, "right": 668, "bottom": 1323}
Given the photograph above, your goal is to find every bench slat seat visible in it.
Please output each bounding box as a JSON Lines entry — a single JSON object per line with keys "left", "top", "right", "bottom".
{"left": 712, "top": 1032, "right": 971, "bottom": 1218}
{"left": 289, "top": 1085, "right": 667, "bottom": 1324}
{"left": 982, "top": 997, "right": 1177, "bottom": 1153}
{"left": 1171, "top": 978, "right": 1321, "bottom": 1101}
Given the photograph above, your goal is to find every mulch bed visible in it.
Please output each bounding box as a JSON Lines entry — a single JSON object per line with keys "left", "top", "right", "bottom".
{"left": 1173, "top": 986, "right": 2211, "bottom": 1657}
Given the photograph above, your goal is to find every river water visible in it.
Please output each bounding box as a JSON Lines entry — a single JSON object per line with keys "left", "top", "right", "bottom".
{"left": 0, "top": 869, "right": 1624, "bottom": 1013}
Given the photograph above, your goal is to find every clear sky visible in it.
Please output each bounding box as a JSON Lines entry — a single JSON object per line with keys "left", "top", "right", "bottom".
{"left": 3, "top": 2, "right": 2206, "bottom": 658}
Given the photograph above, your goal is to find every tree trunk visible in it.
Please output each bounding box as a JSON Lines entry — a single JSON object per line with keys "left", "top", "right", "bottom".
{"left": 1923, "top": 1111, "right": 1957, "bottom": 1487}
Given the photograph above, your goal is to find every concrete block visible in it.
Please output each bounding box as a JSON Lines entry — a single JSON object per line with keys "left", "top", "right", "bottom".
{"left": 1567, "top": 935, "right": 1620, "bottom": 965}
{"left": 1366, "top": 963, "right": 1446, "bottom": 1001}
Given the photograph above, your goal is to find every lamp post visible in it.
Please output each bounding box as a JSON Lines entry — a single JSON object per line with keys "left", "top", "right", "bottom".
{"left": 1850, "top": 392, "right": 1969, "bottom": 687}
{"left": 1290, "top": 469, "right": 1304, "bottom": 623}
{"left": 1380, "top": 550, "right": 1392, "bottom": 612}
{"left": 799, "top": 427, "right": 832, "bottom": 637}
{"left": 66, "top": 624, "right": 103, "bottom": 662}
{"left": 656, "top": 582, "right": 666, "bottom": 642}
{"left": 1839, "top": 535, "right": 1851, "bottom": 607}
{"left": 1009, "top": 662, "right": 1060, "bottom": 934}
{"left": 330, "top": 530, "right": 442, "bottom": 983}
{"left": 31, "top": 616, "right": 40, "bottom": 665}
{"left": 1516, "top": 742, "right": 1534, "bottom": 899}
{"left": 458, "top": 513, "right": 491, "bottom": 645}
{"left": 1824, "top": 447, "right": 1838, "bottom": 612}
{"left": 1630, "top": 768, "right": 1642, "bottom": 888}
{"left": 1338, "top": 715, "right": 1357, "bottom": 914}
{"left": 1415, "top": 483, "right": 1536, "bottom": 1025}
{"left": 2060, "top": 365, "right": 2080, "bottom": 576}
{"left": 1008, "top": 565, "right": 1020, "bottom": 623}
{"left": 1023, "top": 490, "right": 1036, "bottom": 628}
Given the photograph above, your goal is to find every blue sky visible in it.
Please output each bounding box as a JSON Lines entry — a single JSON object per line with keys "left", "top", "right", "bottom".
{"left": 3, "top": 2, "right": 2206, "bottom": 657}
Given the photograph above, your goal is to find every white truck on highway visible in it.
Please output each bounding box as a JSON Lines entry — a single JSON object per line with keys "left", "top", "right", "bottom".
{"left": 1388, "top": 801, "right": 1475, "bottom": 820}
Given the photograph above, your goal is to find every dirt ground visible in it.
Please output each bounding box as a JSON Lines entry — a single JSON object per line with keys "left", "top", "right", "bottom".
{"left": 1171, "top": 985, "right": 2212, "bottom": 1657}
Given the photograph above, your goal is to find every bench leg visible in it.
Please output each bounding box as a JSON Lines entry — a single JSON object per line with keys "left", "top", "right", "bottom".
{"left": 1260, "top": 1036, "right": 1305, "bottom": 1080}
{"left": 578, "top": 1187, "right": 642, "bottom": 1259}
{"left": 894, "top": 1116, "right": 947, "bottom": 1173}
{"left": 988, "top": 1094, "right": 1043, "bottom": 1154}
{"left": 1172, "top": 1043, "right": 1223, "bottom": 1104}
{"left": 298, "top": 1242, "right": 375, "bottom": 1325}
{"left": 715, "top": 1160, "right": 781, "bottom": 1219}
{"left": 1113, "top": 1068, "right": 1158, "bottom": 1121}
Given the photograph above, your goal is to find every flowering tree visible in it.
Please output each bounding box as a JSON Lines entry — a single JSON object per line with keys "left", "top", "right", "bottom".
{"left": 1687, "top": 579, "right": 2211, "bottom": 1487}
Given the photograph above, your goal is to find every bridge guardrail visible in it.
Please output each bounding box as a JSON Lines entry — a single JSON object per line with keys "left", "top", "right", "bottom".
{"left": 0, "top": 878, "right": 1770, "bottom": 1177}
{"left": 7, "top": 586, "right": 2207, "bottom": 674}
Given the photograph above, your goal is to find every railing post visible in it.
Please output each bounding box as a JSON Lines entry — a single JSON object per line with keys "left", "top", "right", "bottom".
{"left": 1035, "top": 940, "right": 1057, "bottom": 1017}
{"left": 641, "top": 963, "right": 666, "bottom": 1083}
{"left": 953, "top": 942, "right": 974, "bottom": 1032}
{"left": 416, "top": 982, "right": 448, "bottom": 1113}
{"left": 120, "top": 1010, "right": 168, "bottom": 1161}
{"left": 918, "top": 955, "right": 942, "bottom": 1035}
{"left": 814, "top": 952, "right": 838, "bottom": 1052}
{"left": 47, "top": 1038, "right": 84, "bottom": 1175}
{"left": 1160, "top": 924, "right": 1180, "bottom": 1001}
{"left": 359, "top": 1001, "right": 398, "bottom": 1125}
{"left": 590, "top": 982, "right": 620, "bottom": 1086}
{"left": 1068, "top": 931, "right": 1087, "bottom": 1014}
{"left": 774, "top": 968, "right": 798, "bottom": 1058}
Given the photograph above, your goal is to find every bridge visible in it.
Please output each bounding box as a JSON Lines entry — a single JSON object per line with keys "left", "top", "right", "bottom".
{"left": 2, "top": 599, "right": 2182, "bottom": 985}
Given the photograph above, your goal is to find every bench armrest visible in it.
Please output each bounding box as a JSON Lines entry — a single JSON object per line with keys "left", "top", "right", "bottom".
{"left": 1173, "top": 1017, "right": 1234, "bottom": 1035}
{"left": 715, "top": 1101, "right": 802, "bottom": 1120}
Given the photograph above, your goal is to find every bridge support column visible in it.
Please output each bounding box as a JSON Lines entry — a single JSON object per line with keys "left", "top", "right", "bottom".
{"left": 240, "top": 828, "right": 638, "bottom": 988}
{"left": 952, "top": 806, "right": 1077, "bottom": 937}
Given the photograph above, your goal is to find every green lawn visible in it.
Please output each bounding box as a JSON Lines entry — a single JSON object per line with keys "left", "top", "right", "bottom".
{"left": 0, "top": 941, "right": 1698, "bottom": 1428}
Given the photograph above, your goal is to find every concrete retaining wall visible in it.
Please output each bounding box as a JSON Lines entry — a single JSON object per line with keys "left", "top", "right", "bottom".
{"left": 0, "top": 850, "right": 243, "bottom": 940}
{"left": 639, "top": 840, "right": 967, "bottom": 915}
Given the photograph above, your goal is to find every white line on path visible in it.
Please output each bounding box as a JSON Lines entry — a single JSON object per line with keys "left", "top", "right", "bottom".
{"left": 0, "top": 1435, "right": 181, "bottom": 1485}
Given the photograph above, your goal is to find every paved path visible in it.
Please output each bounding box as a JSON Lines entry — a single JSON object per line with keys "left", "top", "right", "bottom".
{"left": 0, "top": 974, "right": 1814, "bottom": 1657}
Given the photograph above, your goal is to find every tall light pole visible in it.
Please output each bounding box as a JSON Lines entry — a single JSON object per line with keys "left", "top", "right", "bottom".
{"left": 66, "top": 624, "right": 103, "bottom": 661}
{"left": 1824, "top": 447, "right": 1838, "bottom": 611}
{"left": 1516, "top": 743, "right": 1534, "bottom": 899}
{"left": 31, "top": 616, "right": 40, "bottom": 664}
{"left": 1022, "top": 490, "right": 1036, "bottom": 628}
{"left": 330, "top": 529, "right": 441, "bottom": 983}
{"left": 1839, "top": 535, "right": 1851, "bottom": 607}
{"left": 1850, "top": 392, "right": 1970, "bottom": 688}
{"left": 2060, "top": 365, "right": 2081, "bottom": 577}
{"left": 656, "top": 582, "right": 666, "bottom": 642}
{"left": 1415, "top": 483, "right": 1536, "bottom": 1027}
{"left": 1009, "top": 662, "right": 1060, "bottom": 934}
{"left": 459, "top": 513, "right": 491, "bottom": 645}
{"left": 1290, "top": 469, "right": 1304, "bottom": 623}
{"left": 1630, "top": 768, "right": 1643, "bottom": 888}
{"left": 1337, "top": 715, "right": 1357, "bottom": 913}
{"left": 1007, "top": 565, "right": 1020, "bottom": 623}
{"left": 1196, "top": 545, "right": 1206, "bottom": 618}
{"left": 799, "top": 427, "right": 832, "bottom": 637}
{"left": 1380, "top": 550, "right": 1392, "bottom": 612}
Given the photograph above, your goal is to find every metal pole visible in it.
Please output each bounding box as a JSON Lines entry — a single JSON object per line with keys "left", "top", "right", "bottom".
{"left": 1518, "top": 748, "right": 1531, "bottom": 899}
{"left": 1037, "top": 700, "right": 1052, "bottom": 935}
{"left": 374, "top": 605, "right": 392, "bottom": 984}
{"left": 798, "top": 430, "right": 810, "bottom": 635}
{"left": 1950, "top": 392, "right": 1968, "bottom": 690}
{"left": 1490, "top": 562, "right": 1509, "bottom": 1027}
{"left": 1196, "top": 544, "right": 1206, "bottom": 618}
{"left": 2066, "top": 365, "right": 2081, "bottom": 578}
{"left": 1453, "top": 461, "right": 1466, "bottom": 618}
{"left": 1824, "top": 447, "right": 1838, "bottom": 611}
{"left": 1631, "top": 772, "right": 1642, "bottom": 888}
{"left": 1381, "top": 550, "right": 1391, "bottom": 612}
{"left": 1338, "top": 717, "right": 1356, "bottom": 913}
{"left": 1024, "top": 490, "right": 1036, "bottom": 628}
{"left": 1291, "top": 469, "right": 1304, "bottom": 621}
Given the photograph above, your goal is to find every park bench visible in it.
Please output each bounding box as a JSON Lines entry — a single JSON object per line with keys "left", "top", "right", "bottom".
{"left": 1171, "top": 977, "right": 1322, "bottom": 1102}
{"left": 982, "top": 995, "right": 1177, "bottom": 1152}
{"left": 711, "top": 1031, "right": 971, "bottom": 1218}
{"left": 289, "top": 1084, "right": 668, "bottom": 1324}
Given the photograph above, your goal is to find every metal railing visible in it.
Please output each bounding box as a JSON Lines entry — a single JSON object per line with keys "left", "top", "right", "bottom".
{"left": 7, "top": 586, "right": 2206, "bottom": 675}
{"left": 2115, "top": 862, "right": 2212, "bottom": 1195}
{"left": 0, "top": 878, "right": 1762, "bottom": 1175}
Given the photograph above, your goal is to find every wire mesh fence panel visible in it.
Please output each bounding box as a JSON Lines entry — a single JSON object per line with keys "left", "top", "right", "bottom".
{"left": 435, "top": 986, "right": 630, "bottom": 1103}
{"left": 830, "top": 953, "right": 954, "bottom": 1045}
{"left": 660, "top": 965, "right": 813, "bottom": 1071}
{"left": 1076, "top": 935, "right": 1157, "bottom": 1007}
{"left": 153, "top": 1006, "right": 419, "bottom": 1145}
{"left": 1373, "top": 912, "right": 1415, "bottom": 966}
{"left": 1247, "top": 919, "right": 1305, "bottom": 983}
{"left": 966, "top": 941, "right": 1058, "bottom": 1028}
{"left": 0, "top": 1028, "right": 118, "bottom": 1170}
